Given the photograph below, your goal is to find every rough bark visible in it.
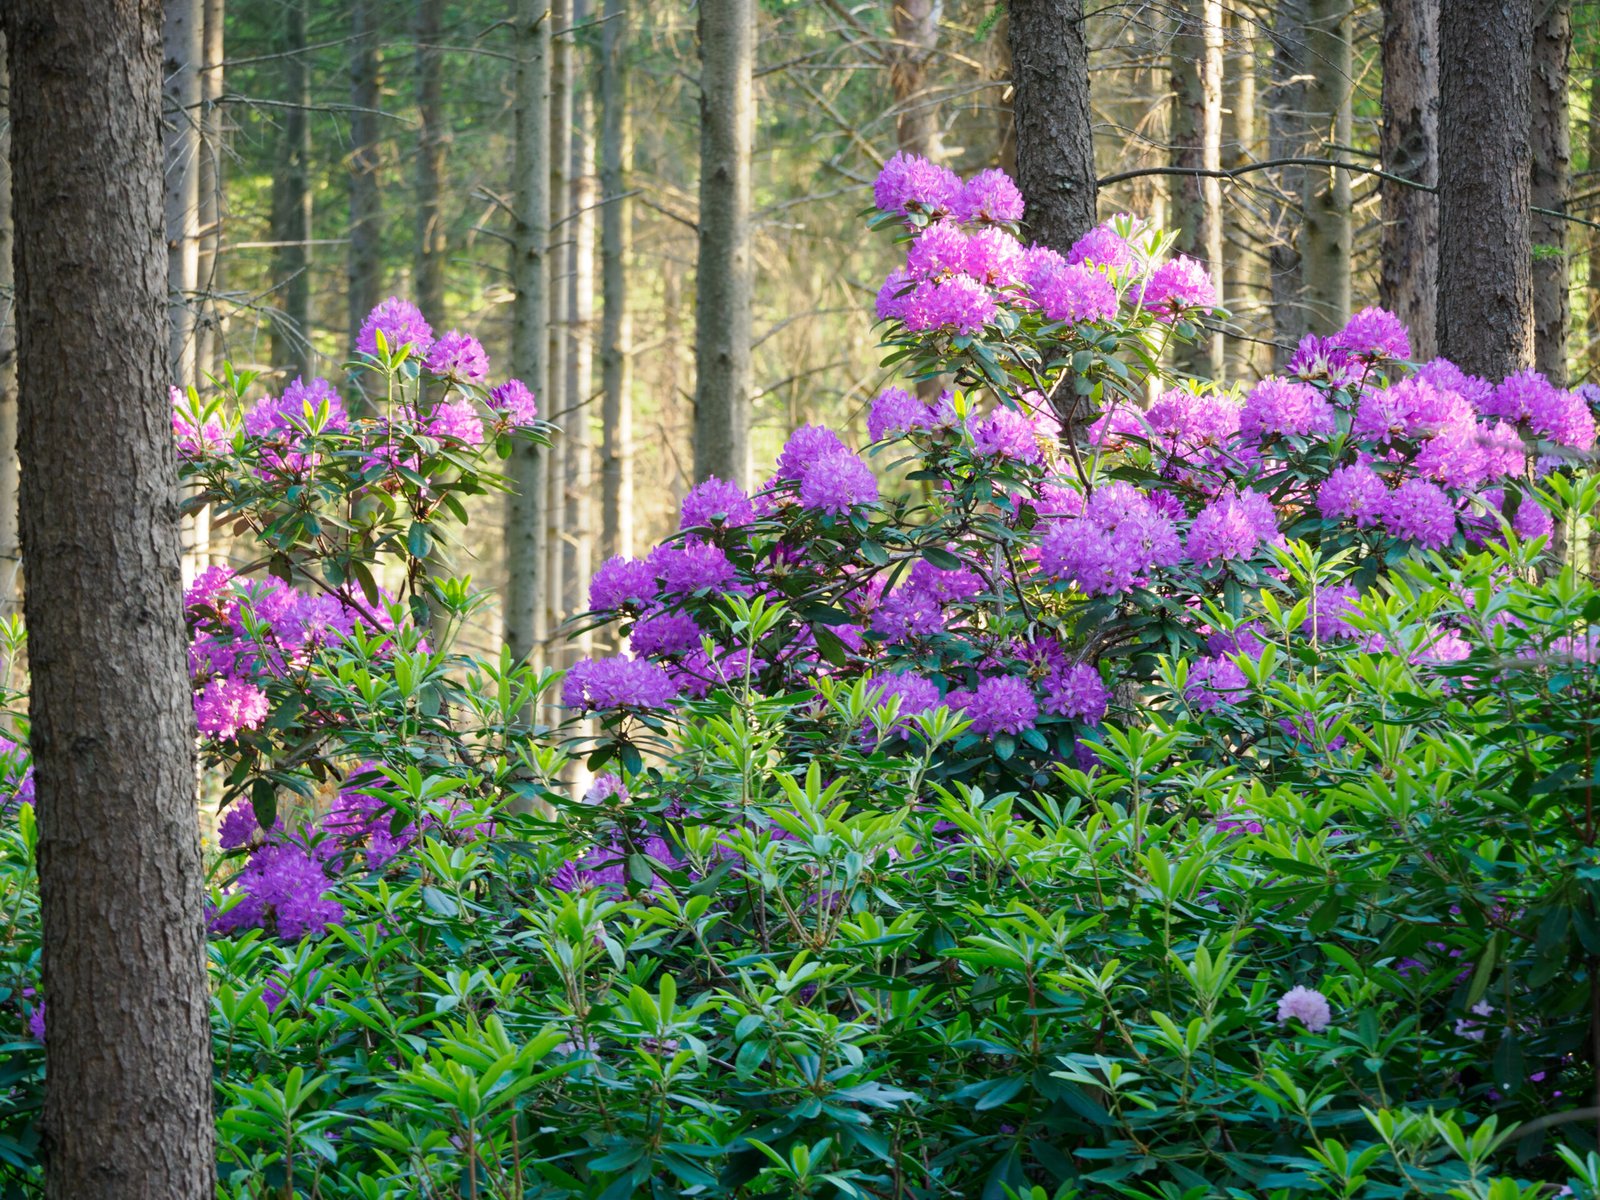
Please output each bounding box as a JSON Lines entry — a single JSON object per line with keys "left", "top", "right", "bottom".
{"left": 1007, "top": 0, "right": 1096, "bottom": 255}
{"left": 1531, "top": 0, "right": 1571, "bottom": 383}
{"left": 1438, "top": 0, "right": 1534, "bottom": 379}
{"left": 1302, "top": 0, "right": 1352, "bottom": 330}
{"left": 1222, "top": 6, "right": 1265, "bottom": 378}
{"left": 195, "top": 0, "right": 224, "bottom": 375}
{"left": 2, "top": 4, "right": 214, "bottom": 1197}
{"left": 163, "top": 0, "right": 202, "bottom": 384}
{"left": 1265, "top": 0, "right": 1310, "bottom": 363}
{"left": 546, "top": 0, "right": 572, "bottom": 646}
{"left": 0, "top": 39, "right": 16, "bottom": 612}
{"left": 414, "top": 0, "right": 447, "bottom": 322}
{"left": 564, "top": 63, "right": 595, "bottom": 654}
{"left": 1589, "top": 52, "right": 1600, "bottom": 380}
{"left": 1169, "top": 0, "right": 1224, "bottom": 378}
{"left": 1379, "top": 0, "right": 1439, "bottom": 361}
{"left": 693, "top": 0, "right": 755, "bottom": 487}
{"left": 889, "top": 0, "right": 942, "bottom": 159}
{"left": 268, "top": 0, "right": 312, "bottom": 376}
{"left": 505, "top": 0, "right": 551, "bottom": 670}
{"left": 348, "top": 0, "right": 383, "bottom": 355}
{"left": 599, "top": 0, "right": 634, "bottom": 562}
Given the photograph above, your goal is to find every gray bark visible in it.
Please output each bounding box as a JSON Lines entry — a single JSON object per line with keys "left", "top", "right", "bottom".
{"left": 415, "top": 0, "right": 447, "bottom": 322}
{"left": 0, "top": 40, "right": 16, "bottom": 612}
{"left": 1169, "top": 0, "right": 1224, "bottom": 378}
{"left": 268, "top": 0, "right": 312, "bottom": 376}
{"left": 195, "top": 0, "right": 224, "bottom": 376}
{"left": 1302, "top": 0, "right": 1352, "bottom": 330}
{"left": 598, "top": 0, "right": 634, "bottom": 562}
{"left": 3, "top": 3, "right": 214, "bottom": 1196}
{"left": 1438, "top": 0, "right": 1534, "bottom": 379}
{"left": 1379, "top": 0, "right": 1439, "bottom": 361}
{"left": 564, "top": 61, "right": 595, "bottom": 652}
{"left": 889, "top": 0, "right": 942, "bottom": 159}
{"left": 349, "top": 0, "right": 383, "bottom": 354}
{"left": 163, "top": 0, "right": 203, "bottom": 383}
{"left": 1265, "top": 0, "right": 1309, "bottom": 363}
{"left": 547, "top": 0, "right": 572, "bottom": 639}
{"left": 1006, "top": 0, "right": 1096, "bottom": 255}
{"left": 1531, "top": 0, "right": 1571, "bottom": 383}
{"left": 692, "top": 0, "right": 755, "bottom": 487}
{"left": 505, "top": 0, "right": 551, "bottom": 670}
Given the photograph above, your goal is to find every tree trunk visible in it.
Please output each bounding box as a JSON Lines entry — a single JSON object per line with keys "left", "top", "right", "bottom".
{"left": 564, "top": 54, "right": 595, "bottom": 656}
{"left": 505, "top": 0, "right": 551, "bottom": 671}
{"left": 546, "top": 0, "right": 572, "bottom": 647}
{"left": 1438, "top": 0, "right": 1534, "bottom": 379}
{"left": 0, "top": 38, "right": 16, "bottom": 613}
{"left": 1169, "top": 0, "right": 1223, "bottom": 377}
{"left": 1302, "top": 0, "right": 1352, "bottom": 331}
{"left": 195, "top": 0, "right": 224, "bottom": 376}
{"left": 3, "top": 4, "right": 214, "bottom": 1197}
{"left": 268, "top": 0, "right": 312, "bottom": 376}
{"left": 349, "top": 0, "right": 383, "bottom": 356}
{"left": 1379, "top": 0, "right": 1439, "bottom": 361}
{"left": 163, "top": 0, "right": 202, "bottom": 384}
{"left": 598, "top": 0, "right": 634, "bottom": 563}
{"left": 1222, "top": 6, "right": 1265, "bottom": 378}
{"left": 1265, "top": 0, "right": 1309, "bottom": 363}
{"left": 1007, "top": 0, "right": 1096, "bottom": 256}
{"left": 1589, "top": 48, "right": 1600, "bottom": 380}
{"left": 693, "top": 0, "right": 755, "bottom": 487}
{"left": 889, "top": 0, "right": 942, "bottom": 159}
{"left": 1531, "top": 0, "right": 1571, "bottom": 384}
{"left": 414, "top": 0, "right": 446, "bottom": 322}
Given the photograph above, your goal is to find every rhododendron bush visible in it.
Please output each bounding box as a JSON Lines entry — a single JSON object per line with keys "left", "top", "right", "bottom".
{"left": 1, "top": 163, "right": 1600, "bottom": 1198}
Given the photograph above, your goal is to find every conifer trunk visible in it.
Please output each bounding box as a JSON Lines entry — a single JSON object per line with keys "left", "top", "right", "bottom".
{"left": 1379, "top": 0, "right": 1439, "bottom": 361}
{"left": 0, "top": 39, "right": 16, "bottom": 613}
{"left": 163, "top": 0, "right": 202, "bottom": 385}
{"left": 693, "top": 0, "right": 755, "bottom": 487}
{"left": 414, "top": 0, "right": 447, "bottom": 322}
{"left": 564, "top": 49, "right": 596, "bottom": 654}
{"left": 598, "top": 0, "right": 634, "bottom": 563}
{"left": 268, "top": 0, "right": 312, "bottom": 376}
{"left": 1169, "top": 0, "right": 1224, "bottom": 378}
{"left": 506, "top": 0, "right": 551, "bottom": 671}
{"left": 1265, "top": 0, "right": 1309, "bottom": 363}
{"left": 1302, "top": 0, "right": 1352, "bottom": 330}
{"left": 349, "top": 0, "right": 383, "bottom": 355}
{"left": 546, "top": 0, "right": 572, "bottom": 646}
{"left": 195, "top": 0, "right": 224, "bottom": 376}
{"left": 1438, "top": 0, "right": 1534, "bottom": 379}
{"left": 1531, "top": 0, "right": 1571, "bottom": 384}
{"left": 3, "top": 3, "right": 215, "bottom": 1195}
{"left": 1006, "top": 0, "right": 1096, "bottom": 256}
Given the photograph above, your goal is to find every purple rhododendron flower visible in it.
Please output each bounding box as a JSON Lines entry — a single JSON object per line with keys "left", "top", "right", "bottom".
{"left": 213, "top": 841, "right": 344, "bottom": 940}
{"left": 1317, "top": 462, "right": 1388, "bottom": 526}
{"left": 1239, "top": 377, "right": 1334, "bottom": 442}
{"left": 562, "top": 655, "right": 679, "bottom": 711}
{"left": 776, "top": 424, "right": 849, "bottom": 479}
{"left": 357, "top": 297, "right": 434, "bottom": 357}
{"left": 875, "top": 267, "right": 915, "bottom": 321}
{"left": 1068, "top": 220, "right": 1136, "bottom": 271}
{"left": 488, "top": 378, "right": 539, "bottom": 424}
{"left": 953, "top": 168, "right": 1024, "bottom": 224}
{"left": 648, "top": 541, "right": 738, "bottom": 594}
{"left": 873, "top": 151, "right": 962, "bottom": 219}
{"left": 1276, "top": 985, "right": 1332, "bottom": 1032}
{"left": 1139, "top": 255, "right": 1215, "bottom": 316}
{"left": 629, "top": 612, "right": 704, "bottom": 658}
{"left": 865, "top": 672, "right": 942, "bottom": 741}
{"left": 1041, "top": 662, "right": 1109, "bottom": 724}
{"left": 589, "top": 556, "right": 657, "bottom": 611}
{"left": 1185, "top": 656, "right": 1249, "bottom": 712}
{"left": 868, "top": 386, "right": 936, "bottom": 443}
{"left": 1332, "top": 306, "right": 1411, "bottom": 361}
{"left": 423, "top": 331, "right": 490, "bottom": 384}
{"left": 964, "top": 675, "right": 1038, "bottom": 737}
{"left": 971, "top": 406, "right": 1044, "bottom": 464}
{"left": 1285, "top": 333, "right": 1356, "bottom": 385}
{"left": 680, "top": 477, "right": 755, "bottom": 530}
{"left": 1186, "top": 489, "right": 1279, "bottom": 564}
{"left": 1039, "top": 483, "right": 1182, "bottom": 596}
{"left": 962, "top": 226, "right": 1025, "bottom": 286}
{"left": 799, "top": 451, "right": 879, "bottom": 515}
{"left": 1031, "top": 261, "right": 1117, "bottom": 324}
{"left": 1379, "top": 478, "right": 1457, "bottom": 548}
{"left": 218, "top": 800, "right": 266, "bottom": 851}
{"left": 584, "top": 773, "right": 629, "bottom": 804}
{"left": 900, "top": 275, "right": 996, "bottom": 335}
{"left": 195, "top": 677, "right": 270, "bottom": 740}
{"left": 426, "top": 398, "right": 485, "bottom": 445}
{"left": 906, "top": 222, "right": 968, "bottom": 279}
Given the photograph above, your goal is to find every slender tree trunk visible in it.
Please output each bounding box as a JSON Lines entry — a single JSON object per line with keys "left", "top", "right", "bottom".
{"left": 195, "top": 0, "right": 224, "bottom": 376}
{"left": 1223, "top": 7, "right": 1266, "bottom": 378}
{"left": 163, "top": 0, "right": 202, "bottom": 384}
{"left": 1007, "top": 0, "right": 1096, "bottom": 256}
{"left": 889, "top": 0, "right": 942, "bottom": 159}
{"left": 1531, "top": 0, "right": 1572, "bottom": 383}
{"left": 0, "top": 39, "right": 16, "bottom": 614}
{"left": 1379, "top": 0, "right": 1439, "bottom": 361}
{"left": 564, "top": 57, "right": 595, "bottom": 655}
{"left": 693, "top": 0, "right": 755, "bottom": 487}
{"left": 546, "top": 0, "right": 572, "bottom": 646}
{"left": 1265, "top": 0, "right": 1310, "bottom": 363}
{"left": 506, "top": 0, "right": 551, "bottom": 671}
{"left": 1169, "top": 0, "right": 1224, "bottom": 377}
{"left": 268, "top": 0, "right": 312, "bottom": 376}
{"left": 349, "top": 0, "right": 383, "bottom": 354}
{"left": 1589, "top": 50, "right": 1600, "bottom": 380}
{"left": 1302, "top": 0, "right": 1352, "bottom": 331}
{"left": 415, "top": 0, "right": 446, "bottom": 322}
{"left": 598, "top": 0, "right": 634, "bottom": 563}
{"left": 1438, "top": 0, "right": 1534, "bottom": 379}
{"left": 3, "top": 4, "right": 214, "bottom": 1197}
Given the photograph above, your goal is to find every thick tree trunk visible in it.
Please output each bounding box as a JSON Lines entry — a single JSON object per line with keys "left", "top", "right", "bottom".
{"left": 505, "top": 0, "right": 551, "bottom": 670}
{"left": 564, "top": 67, "right": 595, "bottom": 654}
{"left": 1379, "top": 0, "right": 1439, "bottom": 361}
{"left": 349, "top": 0, "right": 383, "bottom": 355}
{"left": 1438, "top": 0, "right": 1533, "bottom": 379}
{"left": 546, "top": 0, "right": 572, "bottom": 648}
{"left": 1007, "top": 0, "right": 1096, "bottom": 256}
{"left": 0, "top": 40, "right": 16, "bottom": 613}
{"left": 3, "top": 4, "right": 214, "bottom": 1198}
{"left": 693, "top": 0, "right": 755, "bottom": 487}
{"left": 195, "top": 0, "right": 224, "bottom": 375}
{"left": 414, "top": 0, "right": 446, "bottom": 322}
{"left": 1265, "top": 0, "right": 1309, "bottom": 363}
{"left": 268, "top": 0, "right": 312, "bottom": 376}
{"left": 1169, "top": 0, "right": 1224, "bottom": 377}
{"left": 1531, "top": 0, "right": 1571, "bottom": 384}
{"left": 1302, "top": 0, "right": 1352, "bottom": 331}
{"left": 598, "top": 0, "right": 634, "bottom": 563}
